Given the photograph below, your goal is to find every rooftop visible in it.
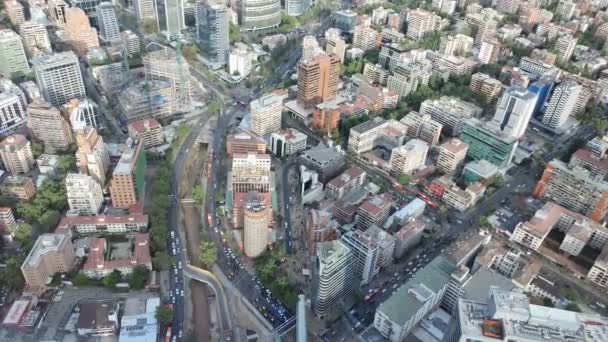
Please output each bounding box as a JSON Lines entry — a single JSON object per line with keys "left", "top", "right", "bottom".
{"left": 517, "top": 202, "right": 604, "bottom": 239}
{"left": 82, "top": 234, "right": 151, "bottom": 271}
{"left": 55, "top": 214, "right": 149, "bottom": 234}
{"left": 228, "top": 132, "right": 266, "bottom": 145}
{"left": 30, "top": 51, "right": 78, "bottom": 67}
{"left": 113, "top": 139, "right": 142, "bottom": 175}
{"left": 128, "top": 118, "right": 161, "bottom": 133}
{"left": 317, "top": 240, "right": 351, "bottom": 261}
{"left": 360, "top": 193, "right": 393, "bottom": 216}
{"left": 440, "top": 138, "right": 469, "bottom": 154}
{"left": 327, "top": 166, "right": 365, "bottom": 189}
{"left": 300, "top": 143, "right": 343, "bottom": 165}
{"left": 76, "top": 300, "right": 118, "bottom": 330}
{"left": 23, "top": 234, "right": 67, "bottom": 268}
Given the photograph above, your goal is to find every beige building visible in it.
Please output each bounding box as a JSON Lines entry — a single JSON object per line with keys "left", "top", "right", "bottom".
{"left": 5, "top": 1, "right": 25, "bottom": 28}
{"left": 143, "top": 48, "right": 191, "bottom": 106}
{"left": 0, "top": 29, "right": 30, "bottom": 79}
{"left": 0, "top": 134, "right": 34, "bottom": 174}
{"left": 21, "top": 233, "right": 75, "bottom": 289}
{"left": 128, "top": 118, "right": 164, "bottom": 148}
{"left": 406, "top": 9, "right": 440, "bottom": 40}
{"left": 64, "top": 7, "right": 99, "bottom": 56}
{"left": 437, "top": 138, "right": 469, "bottom": 174}
{"left": 443, "top": 182, "right": 486, "bottom": 211}
{"left": 66, "top": 173, "right": 104, "bottom": 215}
{"left": 325, "top": 29, "right": 347, "bottom": 63}
{"left": 75, "top": 127, "right": 110, "bottom": 185}
{"left": 353, "top": 25, "right": 381, "bottom": 52}
{"left": 250, "top": 94, "right": 282, "bottom": 137}
{"left": 27, "top": 101, "right": 73, "bottom": 153}
{"left": 109, "top": 139, "right": 145, "bottom": 209}
{"left": 0, "top": 175, "right": 36, "bottom": 201}
{"left": 226, "top": 132, "right": 266, "bottom": 156}
{"left": 389, "top": 139, "right": 429, "bottom": 176}
{"left": 19, "top": 22, "right": 52, "bottom": 58}
{"left": 297, "top": 54, "right": 341, "bottom": 109}
{"left": 399, "top": 111, "right": 443, "bottom": 145}
{"left": 469, "top": 73, "right": 504, "bottom": 104}
{"left": 243, "top": 192, "right": 270, "bottom": 258}
{"left": 230, "top": 152, "right": 271, "bottom": 194}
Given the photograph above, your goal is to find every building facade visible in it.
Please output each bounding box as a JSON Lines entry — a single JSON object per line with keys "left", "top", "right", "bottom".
{"left": 27, "top": 101, "right": 73, "bottom": 153}
{"left": 313, "top": 240, "right": 355, "bottom": 318}
{"left": 0, "top": 135, "right": 34, "bottom": 174}
{"left": 109, "top": 139, "right": 146, "bottom": 209}
{"left": 195, "top": 1, "right": 229, "bottom": 68}
{"left": 0, "top": 29, "right": 30, "bottom": 79}
{"left": 32, "top": 52, "right": 86, "bottom": 107}
{"left": 66, "top": 173, "right": 104, "bottom": 215}
{"left": 297, "top": 54, "right": 341, "bottom": 109}
{"left": 250, "top": 94, "right": 282, "bottom": 137}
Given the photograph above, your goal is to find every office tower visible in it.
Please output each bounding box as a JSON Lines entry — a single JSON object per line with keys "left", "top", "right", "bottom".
{"left": 406, "top": 9, "right": 440, "bottom": 40}
{"left": 19, "top": 22, "right": 51, "bottom": 58}
{"left": 437, "top": 138, "right": 469, "bottom": 174}
{"left": 161, "top": 0, "right": 185, "bottom": 36}
{"left": 64, "top": 7, "right": 100, "bottom": 55}
{"left": 0, "top": 30, "right": 30, "bottom": 79}
{"left": 541, "top": 81, "right": 581, "bottom": 129}
{"left": 250, "top": 94, "right": 282, "bottom": 137}
{"left": 143, "top": 48, "right": 191, "bottom": 106}
{"left": 297, "top": 54, "right": 341, "bottom": 109}
{"left": 121, "top": 30, "right": 140, "bottom": 56}
{"left": 419, "top": 96, "right": 482, "bottom": 136}
{"left": 325, "top": 29, "right": 346, "bottom": 63}
{"left": 0, "top": 79, "right": 26, "bottom": 109}
{"left": 96, "top": 2, "right": 121, "bottom": 43}
{"left": 63, "top": 98, "right": 103, "bottom": 131}
{"left": 110, "top": 139, "right": 146, "bottom": 209}
{"left": 0, "top": 134, "right": 34, "bottom": 174}
{"left": 439, "top": 34, "right": 474, "bottom": 56}
{"left": 554, "top": 34, "right": 577, "bottom": 62}
{"left": 341, "top": 229, "right": 380, "bottom": 286}
{"left": 27, "top": 101, "right": 73, "bottom": 153}
{"left": 270, "top": 128, "right": 307, "bottom": 157}
{"left": 127, "top": 118, "right": 164, "bottom": 148}
{"left": 49, "top": 0, "right": 68, "bottom": 27}
{"left": 335, "top": 10, "right": 357, "bottom": 32}
{"left": 21, "top": 234, "right": 75, "bottom": 288}
{"left": 75, "top": 127, "right": 110, "bottom": 184}
{"left": 32, "top": 52, "right": 86, "bottom": 107}
{"left": 239, "top": 0, "right": 281, "bottom": 32}
{"left": 459, "top": 118, "right": 518, "bottom": 169}
{"left": 353, "top": 25, "right": 382, "bottom": 52}
{"left": 243, "top": 191, "right": 269, "bottom": 258}
{"left": 491, "top": 87, "right": 537, "bottom": 139}
{"left": 400, "top": 112, "right": 442, "bottom": 145}
{"left": 66, "top": 173, "right": 104, "bottom": 215}
{"left": 5, "top": 1, "right": 25, "bottom": 27}
{"left": 195, "top": 1, "right": 229, "bottom": 68}
{"left": 528, "top": 77, "right": 554, "bottom": 115}
{"left": 0, "top": 92, "right": 27, "bottom": 137}
{"left": 286, "top": 0, "right": 311, "bottom": 16}
{"left": 389, "top": 139, "right": 429, "bottom": 176}
{"left": 227, "top": 132, "right": 266, "bottom": 156}
{"left": 312, "top": 240, "right": 355, "bottom": 318}
{"left": 133, "top": 0, "right": 157, "bottom": 21}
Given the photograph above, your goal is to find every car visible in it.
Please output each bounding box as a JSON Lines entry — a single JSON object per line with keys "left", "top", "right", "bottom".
{"left": 181, "top": 290, "right": 184, "bottom": 296}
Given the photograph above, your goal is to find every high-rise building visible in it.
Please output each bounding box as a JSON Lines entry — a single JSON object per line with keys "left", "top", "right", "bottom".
{"left": 312, "top": 240, "right": 355, "bottom": 318}
{"left": 75, "top": 127, "right": 110, "bottom": 185}
{"left": 250, "top": 94, "right": 282, "bottom": 137}
{"left": 0, "top": 29, "right": 30, "bottom": 79}
{"left": 0, "top": 92, "right": 27, "bottom": 137}
{"left": 419, "top": 96, "right": 482, "bottom": 136}
{"left": 31, "top": 51, "right": 86, "bottom": 107}
{"left": 459, "top": 118, "right": 518, "bottom": 169}
{"left": 478, "top": 39, "right": 502, "bottom": 64}
{"left": 243, "top": 191, "right": 269, "bottom": 258}
{"left": 21, "top": 234, "right": 75, "bottom": 289}
{"left": 325, "top": 29, "right": 347, "bottom": 64}
{"left": 432, "top": 0, "right": 456, "bottom": 14}
{"left": 469, "top": 73, "right": 504, "bottom": 104}
{"left": 229, "top": 44, "right": 254, "bottom": 77}
{"left": 109, "top": 139, "right": 146, "bottom": 209}
{"left": 557, "top": 0, "right": 576, "bottom": 20}
{"left": 341, "top": 229, "right": 381, "bottom": 286}
{"left": 159, "top": 0, "right": 185, "bottom": 36}
{"left": 195, "top": 1, "right": 229, "bottom": 68}
{"left": 528, "top": 77, "right": 554, "bottom": 115}
{"left": 399, "top": 111, "right": 443, "bottom": 145}
{"left": 239, "top": 0, "right": 281, "bottom": 32}
{"left": 554, "top": 34, "right": 577, "bottom": 62}
{"left": 5, "top": 1, "right": 25, "bottom": 28}
{"left": 133, "top": 0, "right": 157, "bottom": 22}
{"left": 285, "top": 0, "right": 311, "bottom": 16}
{"left": 301, "top": 35, "right": 323, "bottom": 62}
{"left": 226, "top": 132, "right": 266, "bottom": 156}
{"left": 143, "top": 48, "right": 191, "bottom": 106}
{"left": 297, "top": 54, "right": 341, "bottom": 109}
{"left": 121, "top": 30, "right": 140, "bottom": 56}
{"left": 406, "top": 9, "right": 440, "bottom": 40}
{"left": 66, "top": 173, "right": 104, "bottom": 215}
{"left": 437, "top": 138, "right": 469, "bottom": 174}
{"left": 64, "top": 7, "right": 100, "bottom": 55}
{"left": 495, "top": 0, "right": 520, "bottom": 14}
{"left": 49, "top": 0, "right": 68, "bottom": 27}
{"left": 491, "top": 87, "right": 537, "bottom": 139}
{"left": 27, "top": 101, "right": 73, "bottom": 153}
{"left": 356, "top": 193, "right": 393, "bottom": 229}
{"left": 389, "top": 139, "right": 429, "bottom": 176}
{"left": 96, "top": 2, "right": 121, "bottom": 43}
{"left": 63, "top": 98, "right": 103, "bottom": 131}
{"left": 0, "top": 134, "right": 34, "bottom": 174}
{"left": 19, "top": 22, "right": 51, "bottom": 58}
{"left": 230, "top": 152, "right": 271, "bottom": 194}
{"left": 353, "top": 25, "right": 382, "bottom": 52}
{"left": 541, "top": 81, "right": 581, "bottom": 129}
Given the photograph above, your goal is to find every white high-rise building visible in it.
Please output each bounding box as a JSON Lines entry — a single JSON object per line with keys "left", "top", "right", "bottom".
{"left": 96, "top": 2, "right": 121, "bottom": 43}
{"left": 31, "top": 51, "right": 86, "bottom": 107}
{"left": 250, "top": 94, "right": 282, "bottom": 137}
{"left": 229, "top": 45, "right": 254, "bottom": 77}
{"left": 389, "top": 139, "right": 429, "bottom": 176}
{"left": 195, "top": 1, "right": 229, "bottom": 68}
{"left": 313, "top": 240, "right": 355, "bottom": 318}
{"left": 133, "top": 0, "right": 157, "bottom": 22}
{"left": 491, "top": 87, "right": 538, "bottom": 139}
{"left": 0, "top": 29, "right": 30, "bottom": 79}
{"left": 243, "top": 191, "right": 269, "bottom": 258}
{"left": 0, "top": 93, "right": 27, "bottom": 137}
{"left": 239, "top": 0, "right": 281, "bottom": 32}
{"left": 121, "top": 30, "right": 140, "bottom": 56}
{"left": 285, "top": 0, "right": 311, "bottom": 16}
{"left": 301, "top": 35, "right": 324, "bottom": 62}
{"left": 63, "top": 98, "right": 103, "bottom": 131}
{"left": 554, "top": 34, "right": 577, "bottom": 62}
{"left": 19, "top": 22, "right": 51, "bottom": 58}
{"left": 66, "top": 173, "right": 104, "bottom": 215}
{"left": 542, "top": 81, "right": 581, "bottom": 129}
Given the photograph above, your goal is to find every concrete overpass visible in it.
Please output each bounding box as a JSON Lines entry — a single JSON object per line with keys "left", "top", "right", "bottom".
{"left": 183, "top": 265, "right": 234, "bottom": 341}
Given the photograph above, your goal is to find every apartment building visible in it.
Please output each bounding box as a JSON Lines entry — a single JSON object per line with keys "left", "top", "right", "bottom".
{"left": 243, "top": 191, "right": 269, "bottom": 258}
{"left": 118, "top": 80, "right": 178, "bottom": 122}
{"left": 143, "top": 48, "right": 191, "bottom": 106}
{"left": 55, "top": 214, "right": 149, "bottom": 235}
{"left": 0, "top": 92, "right": 27, "bottom": 137}
{"left": 297, "top": 54, "right": 341, "bottom": 109}
{"left": 325, "top": 30, "right": 346, "bottom": 63}
{"left": 5, "top": 1, "right": 24, "bottom": 27}
{"left": 128, "top": 118, "right": 164, "bottom": 148}
{"left": 75, "top": 127, "right": 110, "bottom": 185}
{"left": 66, "top": 173, "right": 104, "bottom": 215}
{"left": 307, "top": 208, "right": 339, "bottom": 256}
{"left": 121, "top": 30, "right": 140, "bottom": 56}
{"left": 133, "top": 0, "right": 157, "bottom": 22}
{"left": 341, "top": 229, "right": 381, "bottom": 286}
{"left": 541, "top": 81, "right": 581, "bottom": 130}
{"left": 19, "top": 22, "right": 51, "bottom": 58}
{"left": 63, "top": 98, "right": 103, "bottom": 131}
{"left": 195, "top": 2, "right": 229, "bottom": 68}
{"left": 389, "top": 139, "right": 428, "bottom": 177}
{"left": 554, "top": 34, "right": 577, "bottom": 62}
{"left": 64, "top": 7, "right": 99, "bottom": 55}
{"left": 0, "top": 207, "right": 16, "bottom": 235}
{"left": 326, "top": 166, "right": 366, "bottom": 199}
{"left": 0, "top": 134, "right": 34, "bottom": 175}
{"left": 313, "top": 240, "right": 355, "bottom": 318}
{"left": 109, "top": 139, "right": 146, "bottom": 209}
{"left": 439, "top": 34, "right": 474, "bottom": 56}
{"left": 21, "top": 234, "right": 75, "bottom": 289}
{"left": 356, "top": 193, "right": 393, "bottom": 229}
{"left": 442, "top": 182, "right": 486, "bottom": 212}
{"left": 469, "top": 73, "right": 504, "bottom": 104}
{"left": 311, "top": 103, "right": 340, "bottom": 134}
{"left": 0, "top": 175, "right": 36, "bottom": 201}
{"left": 353, "top": 25, "right": 381, "bottom": 51}
{"left": 419, "top": 96, "right": 482, "bottom": 136}
{"left": 251, "top": 94, "right": 282, "bottom": 137}
{"left": 27, "top": 101, "right": 73, "bottom": 153}
{"left": 437, "top": 138, "right": 469, "bottom": 174}
{"left": 406, "top": 9, "right": 440, "bottom": 40}
{"left": 31, "top": 51, "right": 86, "bottom": 107}
{"left": 96, "top": 2, "right": 120, "bottom": 43}
{"left": 347, "top": 117, "right": 409, "bottom": 155}
{"left": 399, "top": 111, "right": 442, "bottom": 145}
{"left": 0, "top": 29, "right": 30, "bottom": 79}
{"left": 491, "top": 87, "right": 537, "bottom": 139}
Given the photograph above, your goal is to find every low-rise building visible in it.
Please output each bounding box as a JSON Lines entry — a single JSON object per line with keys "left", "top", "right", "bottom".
{"left": 270, "top": 128, "right": 307, "bottom": 158}
{"left": 21, "top": 233, "right": 75, "bottom": 289}
{"left": 436, "top": 138, "right": 468, "bottom": 174}
{"left": 76, "top": 300, "right": 119, "bottom": 337}
{"left": 442, "top": 182, "right": 486, "bottom": 211}
{"left": 226, "top": 132, "right": 266, "bottom": 156}
{"left": 127, "top": 118, "right": 164, "bottom": 148}
{"left": 55, "top": 214, "right": 149, "bottom": 235}
{"left": 82, "top": 233, "right": 152, "bottom": 279}
{"left": 299, "top": 143, "right": 346, "bottom": 182}
{"left": 326, "top": 166, "right": 366, "bottom": 199}
{"left": 463, "top": 159, "right": 499, "bottom": 184}
{"left": 0, "top": 175, "right": 36, "bottom": 201}
{"left": 356, "top": 193, "right": 393, "bottom": 229}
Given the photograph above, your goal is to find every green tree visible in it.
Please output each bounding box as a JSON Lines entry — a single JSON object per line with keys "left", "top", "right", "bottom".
{"left": 397, "top": 174, "right": 411, "bottom": 186}
{"left": 182, "top": 45, "right": 198, "bottom": 64}
{"left": 363, "top": 48, "right": 380, "bottom": 64}
{"left": 565, "top": 303, "right": 581, "bottom": 312}
{"left": 152, "top": 252, "right": 173, "bottom": 270}
{"left": 0, "top": 256, "right": 25, "bottom": 290}
{"left": 207, "top": 101, "right": 221, "bottom": 115}
{"left": 198, "top": 241, "right": 217, "bottom": 268}
{"left": 72, "top": 273, "right": 91, "bottom": 287}
{"left": 193, "top": 187, "right": 204, "bottom": 202}
{"left": 478, "top": 63, "right": 502, "bottom": 78}
{"left": 128, "top": 265, "right": 150, "bottom": 289}
{"left": 142, "top": 18, "right": 158, "bottom": 34}
{"left": 593, "top": 118, "right": 608, "bottom": 135}
{"left": 57, "top": 155, "right": 76, "bottom": 175}
{"left": 13, "top": 223, "right": 32, "bottom": 243}
{"left": 419, "top": 31, "right": 442, "bottom": 50}
{"left": 229, "top": 23, "right": 241, "bottom": 42}
{"left": 542, "top": 297, "right": 554, "bottom": 307}
{"left": 102, "top": 270, "right": 122, "bottom": 288}
{"left": 215, "top": 191, "right": 225, "bottom": 202}
{"left": 40, "top": 210, "right": 61, "bottom": 232}
{"left": 155, "top": 305, "right": 174, "bottom": 325}
{"left": 31, "top": 142, "right": 44, "bottom": 159}
{"left": 404, "top": 85, "right": 437, "bottom": 110}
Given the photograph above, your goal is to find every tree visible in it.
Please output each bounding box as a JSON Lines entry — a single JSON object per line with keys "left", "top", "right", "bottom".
{"left": 397, "top": 174, "right": 411, "bottom": 186}
{"left": 198, "top": 241, "right": 217, "bottom": 268}
{"left": 182, "top": 45, "right": 198, "bottom": 64}
{"left": 155, "top": 305, "right": 174, "bottom": 325}
{"left": 593, "top": 118, "right": 608, "bottom": 135}
{"left": 229, "top": 23, "right": 241, "bottom": 42}
{"left": 207, "top": 101, "right": 221, "bottom": 115}
{"left": 152, "top": 252, "right": 173, "bottom": 270}
{"left": 193, "top": 187, "right": 204, "bottom": 202}
{"left": 565, "top": 303, "right": 581, "bottom": 312}
{"left": 57, "top": 155, "right": 75, "bottom": 175}
{"left": 102, "top": 270, "right": 122, "bottom": 288}
{"left": 478, "top": 216, "right": 490, "bottom": 228}
{"left": 478, "top": 63, "right": 502, "bottom": 78}
{"left": 72, "top": 273, "right": 91, "bottom": 287}
{"left": 128, "top": 265, "right": 150, "bottom": 289}
{"left": 142, "top": 18, "right": 158, "bottom": 34}
{"left": 215, "top": 191, "right": 225, "bottom": 202}
{"left": 40, "top": 210, "right": 61, "bottom": 232}
{"left": 419, "top": 31, "right": 442, "bottom": 50}
{"left": 363, "top": 48, "right": 380, "bottom": 64}
{"left": 542, "top": 297, "right": 554, "bottom": 307}
{"left": 13, "top": 223, "right": 32, "bottom": 243}
{"left": 31, "top": 142, "right": 44, "bottom": 159}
